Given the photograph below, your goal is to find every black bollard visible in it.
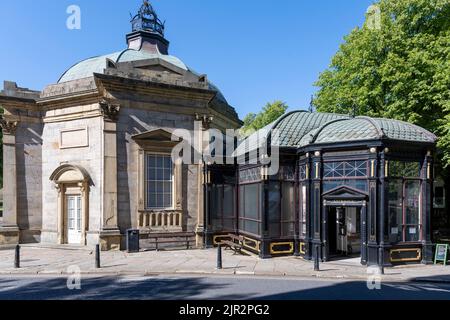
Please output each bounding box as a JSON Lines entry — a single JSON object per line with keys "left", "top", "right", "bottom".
{"left": 95, "top": 244, "right": 101, "bottom": 269}
{"left": 314, "top": 245, "right": 320, "bottom": 271}
{"left": 14, "top": 245, "right": 20, "bottom": 269}
{"left": 217, "top": 244, "right": 223, "bottom": 270}
{"left": 379, "top": 265, "right": 385, "bottom": 275}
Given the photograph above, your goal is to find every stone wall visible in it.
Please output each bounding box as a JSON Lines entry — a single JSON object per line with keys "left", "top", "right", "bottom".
{"left": 41, "top": 115, "right": 103, "bottom": 245}
{"left": 116, "top": 105, "right": 198, "bottom": 236}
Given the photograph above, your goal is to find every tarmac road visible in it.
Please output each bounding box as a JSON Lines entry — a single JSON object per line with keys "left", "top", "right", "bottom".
{"left": 0, "top": 275, "right": 450, "bottom": 300}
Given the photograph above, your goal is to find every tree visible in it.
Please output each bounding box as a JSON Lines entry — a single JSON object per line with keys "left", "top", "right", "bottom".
{"left": 313, "top": 0, "right": 450, "bottom": 166}
{"left": 241, "top": 100, "right": 289, "bottom": 136}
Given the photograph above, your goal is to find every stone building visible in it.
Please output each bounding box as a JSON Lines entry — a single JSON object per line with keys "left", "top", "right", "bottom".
{"left": 0, "top": 2, "right": 241, "bottom": 249}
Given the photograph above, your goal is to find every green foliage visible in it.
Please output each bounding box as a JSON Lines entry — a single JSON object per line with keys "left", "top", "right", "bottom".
{"left": 241, "top": 100, "right": 288, "bottom": 136}
{"left": 314, "top": 0, "right": 450, "bottom": 166}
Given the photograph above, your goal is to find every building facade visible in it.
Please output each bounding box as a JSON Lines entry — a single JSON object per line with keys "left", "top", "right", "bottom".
{"left": 0, "top": 2, "right": 241, "bottom": 250}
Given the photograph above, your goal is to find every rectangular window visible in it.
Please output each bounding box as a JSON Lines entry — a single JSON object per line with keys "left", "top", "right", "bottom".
{"left": 300, "top": 185, "right": 307, "bottom": 237}
{"left": 405, "top": 180, "right": 420, "bottom": 242}
{"left": 146, "top": 154, "right": 173, "bottom": 209}
{"left": 281, "top": 182, "right": 296, "bottom": 237}
{"left": 210, "top": 183, "right": 236, "bottom": 232}
{"left": 323, "top": 161, "right": 368, "bottom": 179}
{"left": 239, "top": 183, "right": 262, "bottom": 236}
{"left": 388, "top": 179, "right": 422, "bottom": 243}
{"left": 389, "top": 161, "right": 421, "bottom": 178}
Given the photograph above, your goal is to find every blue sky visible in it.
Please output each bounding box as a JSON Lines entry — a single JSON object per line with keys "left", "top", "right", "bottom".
{"left": 0, "top": 0, "right": 374, "bottom": 118}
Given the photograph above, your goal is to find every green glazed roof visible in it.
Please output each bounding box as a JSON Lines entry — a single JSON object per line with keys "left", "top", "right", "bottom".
{"left": 234, "top": 111, "right": 349, "bottom": 156}
{"left": 312, "top": 116, "right": 437, "bottom": 145}
{"left": 236, "top": 111, "right": 437, "bottom": 156}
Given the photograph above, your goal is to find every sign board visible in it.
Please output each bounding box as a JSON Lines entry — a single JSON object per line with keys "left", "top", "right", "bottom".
{"left": 434, "top": 244, "right": 448, "bottom": 266}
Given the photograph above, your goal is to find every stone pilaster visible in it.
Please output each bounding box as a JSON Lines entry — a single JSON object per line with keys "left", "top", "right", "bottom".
{"left": 0, "top": 118, "right": 20, "bottom": 244}
{"left": 99, "top": 100, "right": 121, "bottom": 250}
{"left": 195, "top": 114, "right": 213, "bottom": 247}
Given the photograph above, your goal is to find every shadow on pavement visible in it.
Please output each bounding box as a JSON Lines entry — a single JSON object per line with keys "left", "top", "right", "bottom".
{"left": 0, "top": 276, "right": 250, "bottom": 300}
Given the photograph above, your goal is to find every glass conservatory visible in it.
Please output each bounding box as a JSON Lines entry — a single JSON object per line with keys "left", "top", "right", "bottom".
{"left": 205, "top": 111, "right": 437, "bottom": 267}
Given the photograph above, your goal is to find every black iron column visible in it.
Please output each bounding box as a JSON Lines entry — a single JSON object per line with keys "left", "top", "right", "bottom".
{"left": 378, "top": 149, "right": 387, "bottom": 268}
{"left": 260, "top": 166, "right": 272, "bottom": 259}
{"left": 311, "top": 151, "right": 323, "bottom": 263}
{"left": 422, "top": 151, "right": 434, "bottom": 264}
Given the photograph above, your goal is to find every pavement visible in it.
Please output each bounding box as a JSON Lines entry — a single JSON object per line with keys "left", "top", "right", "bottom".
{"left": 0, "top": 244, "right": 450, "bottom": 284}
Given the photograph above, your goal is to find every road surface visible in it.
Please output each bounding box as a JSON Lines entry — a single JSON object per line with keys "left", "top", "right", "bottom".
{"left": 0, "top": 275, "right": 449, "bottom": 300}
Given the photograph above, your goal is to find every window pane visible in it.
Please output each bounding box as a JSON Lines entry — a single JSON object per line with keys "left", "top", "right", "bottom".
{"left": 389, "top": 161, "right": 420, "bottom": 178}
{"left": 405, "top": 180, "right": 420, "bottom": 225}
{"left": 388, "top": 180, "right": 403, "bottom": 242}
{"left": 223, "top": 185, "right": 235, "bottom": 217}
{"left": 281, "top": 182, "right": 295, "bottom": 222}
{"left": 146, "top": 154, "right": 173, "bottom": 209}
{"left": 244, "top": 184, "right": 260, "bottom": 220}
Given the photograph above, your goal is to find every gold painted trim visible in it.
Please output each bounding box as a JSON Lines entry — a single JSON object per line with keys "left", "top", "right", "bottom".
{"left": 385, "top": 160, "right": 389, "bottom": 177}
{"left": 306, "top": 164, "right": 310, "bottom": 179}
{"left": 213, "top": 235, "right": 231, "bottom": 245}
{"left": 270, "top": 242, "right": 294, "bottom": 255}
{"left": 243, "top": 237, "right": 261, "bottom": 253}
{"left": 315, "top": 163, "right": 319, "bottom": 179}
{"left": 390, "top": 248, "right": 422, "bottom": 263}
{"left": 299, "top": 242, "right": 306, "bottom": 255}
{"left": 371, "top": 160, "right": 375, "bottom": 178}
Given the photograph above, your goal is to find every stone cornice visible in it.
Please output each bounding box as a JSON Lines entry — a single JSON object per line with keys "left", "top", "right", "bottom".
{"left": 94, "top": 73, "right": 216, "bottom": 105}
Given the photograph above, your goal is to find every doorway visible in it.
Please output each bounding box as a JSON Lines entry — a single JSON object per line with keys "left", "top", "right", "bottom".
{"left": 66, "top": 195, "right": 82, "bottom": 244}
{"left": 327, "top": 207, "right": 362, "bottom": 259}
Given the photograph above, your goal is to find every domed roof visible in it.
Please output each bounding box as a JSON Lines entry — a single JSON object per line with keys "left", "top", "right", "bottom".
{"left": 57, "top": 48, "right": 228, "bottom": 104}
{"left": 58, "top": 49, "right": 187, "bottom": 83}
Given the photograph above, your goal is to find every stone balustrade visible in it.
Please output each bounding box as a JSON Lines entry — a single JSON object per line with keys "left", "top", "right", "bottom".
{"left": 139, "top": 211, "right": 183, "bottom": 231}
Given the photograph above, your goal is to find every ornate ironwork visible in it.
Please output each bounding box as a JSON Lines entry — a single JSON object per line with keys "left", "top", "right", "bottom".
{"left": 130, "top": 1, "right": 165, "bottom": 36}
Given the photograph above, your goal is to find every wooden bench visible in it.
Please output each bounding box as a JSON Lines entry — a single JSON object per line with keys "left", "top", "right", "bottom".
{"left": 219, "top": 234, "right": 245, "bottom": 254}
{"left": 140, "top": 232, "right": 195, "bottom": 252}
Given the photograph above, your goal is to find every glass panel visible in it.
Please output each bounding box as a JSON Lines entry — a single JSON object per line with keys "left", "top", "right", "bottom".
{"left": 76, "top": 196, "right": 82, "bottom": 231}
{"left": 299, "top": 165, "right": 307, "bottom": 181}
{"left": 244, "top": 184, "right": 260, "bottom": 220}
{"left": 244, "top": 220, "right": 259, "bottom": 235}
{"left": 389, "top": 161, "right": 421, "bottom": 178}
{"left": 324, "top": 161, "right": 368, "bottom": 179}
{"left": 300, "top": 185, "right": 307, "bottom": 237}
{"left": 405, "top": 180, "right": 420, "bottom": 225}
{"left": 239, "top": 167, "right": 262, "bottom": 184}
{"left": 146, "top": 154, "right": 173, "bottom": 209}
{"left": 268, "top": 182, "right": 281, "bottom": 237}
{"left": 223, "top": 185, "right": 235, "bottom": 217}
{"left": 281, "top": 182, "right": 295, "bottom": 222}
{"left": 323, "top": 180, "right": 368, "bottom": 193}
{"left": 387, "top": 180, "right": 403, "bottom": 242}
